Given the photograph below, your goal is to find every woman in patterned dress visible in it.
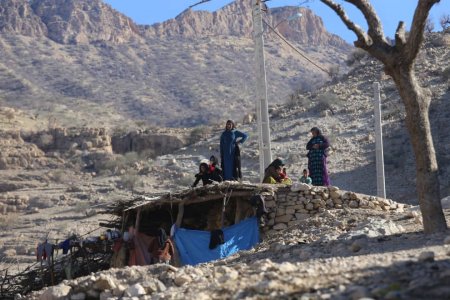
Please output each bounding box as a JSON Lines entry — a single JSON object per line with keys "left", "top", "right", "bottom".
{"left": 306, "top": 127, "right": 330, "bottom": 186}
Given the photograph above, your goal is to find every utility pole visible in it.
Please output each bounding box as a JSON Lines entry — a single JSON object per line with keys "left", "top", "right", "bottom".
{"left": 252, "top": 0, "right": 272, "bottom": 181}
{"left": 373, "top": 82, "right": 386, "bottom": 198}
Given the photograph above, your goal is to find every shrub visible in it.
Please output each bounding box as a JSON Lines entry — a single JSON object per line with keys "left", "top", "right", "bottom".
{"left": 189, "top": 126, "right": 212, "bottom": 144}
{"left": 286, "top": 94, "right": 310, "bottom": 110}
{"left": 38, "top": 133, "right": 54, "bottom": 149}
{"left": 346, "top": 49, "right": 367, "bottom": 66}
{"left": 118, "top": 172, "right": 142, "bottom": 191}
{"left": 3, "top": 108, "right": 16, "bottom": 123}
{"left": 443, "top": 67, "right": 450, "bottom": 81}
{"left": 314, "top": 92, "right": 343, "bottom": 115}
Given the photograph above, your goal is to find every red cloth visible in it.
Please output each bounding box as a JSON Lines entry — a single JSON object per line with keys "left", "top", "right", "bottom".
{"left": 128, "top": 233, "right": 155, "bottom": 266}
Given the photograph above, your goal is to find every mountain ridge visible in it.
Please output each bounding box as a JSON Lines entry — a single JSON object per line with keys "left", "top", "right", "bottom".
{"left": 0, "top": 0, "right": 351, "bottom": 127}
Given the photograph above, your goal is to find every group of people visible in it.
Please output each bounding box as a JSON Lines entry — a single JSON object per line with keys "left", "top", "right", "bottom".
{"left": 192, "top": 120, "right": 248, "bottom": 187}
{"left": 192, "top": 120, "right": 330, "bottom": 187}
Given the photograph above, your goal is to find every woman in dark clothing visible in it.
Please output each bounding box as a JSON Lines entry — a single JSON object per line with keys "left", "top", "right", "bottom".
{"left": 306, "top": 127, "right": 330, "bottom": 186}
{"left": 192, "top": 163, "right": 210, "bottom": 187}
{"left": 220, "top": 120, "right": 248, "bottom": 180}
{"left": 192, "top": 162, "right": 223, "bottom": 187}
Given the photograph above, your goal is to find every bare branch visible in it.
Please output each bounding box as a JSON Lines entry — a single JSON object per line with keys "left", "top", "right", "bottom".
{"left": 395, "top": 21, "right": 407, "bottom": 47}
{"left": 439, "top": 14, "right": 450, "bottom": 30}
{"left": 319, "top": 0, "right": 369, "bottom": 48}
{"left": 346, "top": 0, "right": 386, "bottom": 45}
{"left": 425, "top": 17, "right": 435, "bottom": 33}
{"left": 405, "top": 0, "right": 440, "bottom": 62}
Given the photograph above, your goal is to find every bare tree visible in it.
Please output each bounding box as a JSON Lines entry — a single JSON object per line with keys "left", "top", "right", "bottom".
{"left": 440, "top": 14, "right": 450, "bottom": 30}
{"left": 425, "top": 17, "right": 435, "bottom": 33}
{"left": 320, "top": 0, "right": 447, "bottom": 233}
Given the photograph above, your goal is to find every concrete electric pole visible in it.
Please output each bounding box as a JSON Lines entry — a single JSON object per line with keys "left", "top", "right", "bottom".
{"left": 252, "top": 0, "right": 272, "bottom": 181}
{"left": 373, "top": 82, "right": 386, "bottom": 198}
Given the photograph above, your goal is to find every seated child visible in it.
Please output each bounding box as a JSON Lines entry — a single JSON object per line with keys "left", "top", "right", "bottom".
{"left": 299, "top": 169, "right": 312, "bottom": 184}
{"left": 208, "top": 155, "right": 223, "bottom": 183}
{"left": 192, "top": 161, "right": 223, "bottom": 187}
{"left": 263, "top": 164, "right": 292, "bottom": 185}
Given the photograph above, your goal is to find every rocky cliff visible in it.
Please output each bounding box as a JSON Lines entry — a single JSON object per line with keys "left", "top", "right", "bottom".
{"left": 31, "top": 0, "right": 141, "bottom": 44}
{"left": 0, "top": 0, "right": 47, "bottom": 36}
{"left": 142, "top": 1, "right": 346, "bottom": 47}
{"left": 1, "top": 0, "right": 347, "bottom": 47}
{"left": 0, "top": 0, "right": 351, "bottom": 127}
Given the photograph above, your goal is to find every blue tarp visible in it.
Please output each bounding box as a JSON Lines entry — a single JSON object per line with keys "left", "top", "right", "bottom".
{"left": 174, "top": 217, "right": 259, "bottom": 265}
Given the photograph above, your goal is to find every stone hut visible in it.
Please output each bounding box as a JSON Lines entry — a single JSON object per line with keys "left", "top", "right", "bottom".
{"left": 108, "top": 181, "right": 405, "bottom": 239}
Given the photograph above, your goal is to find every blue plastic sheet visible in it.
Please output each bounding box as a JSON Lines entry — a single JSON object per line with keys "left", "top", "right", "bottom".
{"left": 174, "top": 217, "right": 259, "bottom": 265}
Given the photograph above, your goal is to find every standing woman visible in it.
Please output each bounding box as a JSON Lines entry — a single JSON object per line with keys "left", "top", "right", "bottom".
{"left": 306, "top": 127, "right": 330, "bottom": 186}
{"left": 220, "top": 120, "right": 248, "bottom": 180}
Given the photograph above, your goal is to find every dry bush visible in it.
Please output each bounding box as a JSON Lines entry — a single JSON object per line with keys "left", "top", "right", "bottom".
{"left": 2, "top": 108, "right": 16, "bottom": 123}
{"left": 314, "top": 92, "right": 344, "bottom": 115}
{"left": 47, "top": 169, "right": 70, "bottom": 183}
{"left": 0, "top": 215, "right": 19, "bottom": 230}
{"left": 118, "top": 171, "right": 142, "bottom": 191}
{"left": 425, "top": 18, "right": 435, "bottom": 34}
{"left": 189, "top": 126, "right": 212, "bottom": 144}
{"left": 346, "top": 49, "right": 368, "bottom": 66}
{"left": 286, "top": 93, "right": 310, "bottom": 110}
{"left": 443, "top": 67, "right": 450, "bottom": 81}
{"left": 38, "top": 133, "right": 54, "bottom": 149}
{"left": 440, "top": 14, "right": 450, "bottom": 31}
{"left": 328, "top": 65, "right": 340, "bottom": 82}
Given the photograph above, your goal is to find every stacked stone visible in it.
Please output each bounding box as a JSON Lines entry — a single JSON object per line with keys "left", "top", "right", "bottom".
{"left": 266, "top": 183, "right": 406, "bottom": 235}
{"left": 53, "top": 127, "right": 112, "bottom": 153}
{"left": 0, "top": 130, "right": 45, "bottom": 170}
{"left": 0, "top": 194, "right": 30, "bottom": 214}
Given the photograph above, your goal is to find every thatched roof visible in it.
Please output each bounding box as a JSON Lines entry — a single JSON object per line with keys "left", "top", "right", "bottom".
{"left": 108, "top": 182, "right": 287, "bottom": 216}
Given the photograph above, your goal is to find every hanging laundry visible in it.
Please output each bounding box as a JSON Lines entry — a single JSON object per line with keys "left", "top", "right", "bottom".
{"left": 58, "top": 239, "right": 72, "bottom": 255}
{"left": 36, "top": 241, "right": 54, "bottom": 264}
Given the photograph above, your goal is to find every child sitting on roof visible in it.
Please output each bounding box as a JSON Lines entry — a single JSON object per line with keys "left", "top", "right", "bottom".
{"left": 299, "top": 169, "right": 313, "bottom": 185}
{"left": 262, "top": 158, "right": 292, "bottom": 185}
{"left": 208, "top": 155, "right": 223, "bottom": 183}
{"left": 192, "top": 161, "right": 223, "bottom": 187}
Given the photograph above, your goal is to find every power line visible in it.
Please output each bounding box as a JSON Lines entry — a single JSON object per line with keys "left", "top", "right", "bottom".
{"left": 186, "top": 0, "right": 331, "bottom": 76}
{"left": 263, "top": 19, "right": 331, "bottom": 76}
{"left": 189, "top": 0, "right": 212, "bottom": 9}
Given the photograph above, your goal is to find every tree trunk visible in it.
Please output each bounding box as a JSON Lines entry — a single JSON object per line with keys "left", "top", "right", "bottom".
{"left": 389, "top": 65, "right": 447, "bottom": 233}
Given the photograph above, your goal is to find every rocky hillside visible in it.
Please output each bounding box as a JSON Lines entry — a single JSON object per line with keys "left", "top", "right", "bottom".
{"left": 151, "top": 31, "right": 449, "bottom": 203}
{"left": 0, "top": 0, "right": 351, "bottom": 128}
{"left": 25, "top": 202, "right": 450, "bottom": 300}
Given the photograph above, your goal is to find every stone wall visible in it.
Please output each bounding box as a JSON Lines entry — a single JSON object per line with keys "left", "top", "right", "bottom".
{"left": 262, "top": 183, "right": 406, "bottom": 236}
{"left": 25, "top": 127, "right": 112, "bottom": 153}
{"left": 111, "top": 130, "right": 188, "bottom": 158}
{"left": 0, "top": 130, "right": 46, "bottom": 170}
{"left": 0, "top": 193, "right": 29, "bottom": 214}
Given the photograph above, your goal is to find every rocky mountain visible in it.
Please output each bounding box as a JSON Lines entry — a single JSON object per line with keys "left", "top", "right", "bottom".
{"left": 144, "top": 2, "right": 347, "bottom": 47}
{"left": 0, "top": 0, "right": 47, "bottom": 36}
{"left": 0, "top": 0, "right": 351, "bottom": 127}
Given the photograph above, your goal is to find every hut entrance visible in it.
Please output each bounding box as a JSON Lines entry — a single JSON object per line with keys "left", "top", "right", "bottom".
{"left": 136, "top": 206, "right": 177, "bottom": 236}
{"left": 181, "top": 195, "right": 254, "bottom": 231}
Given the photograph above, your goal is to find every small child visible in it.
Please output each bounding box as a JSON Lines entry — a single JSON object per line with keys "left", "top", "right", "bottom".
{"left": 299, "top": 169, "right": 312, "bottom": 184}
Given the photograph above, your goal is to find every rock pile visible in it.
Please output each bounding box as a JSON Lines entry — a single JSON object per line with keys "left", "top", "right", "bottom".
{"left": 0, "top": 193, "right": 29, "bottom": 214}
{"left": 25, "top": 207, "right": 450, "bottom": 300}
{"left": 0, "top": 130, "right": 46, "bottom": 170}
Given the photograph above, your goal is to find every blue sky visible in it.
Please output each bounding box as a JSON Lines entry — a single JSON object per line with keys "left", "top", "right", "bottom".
{"left": 104, "top": 0, "right": 449, "bottom": 42}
